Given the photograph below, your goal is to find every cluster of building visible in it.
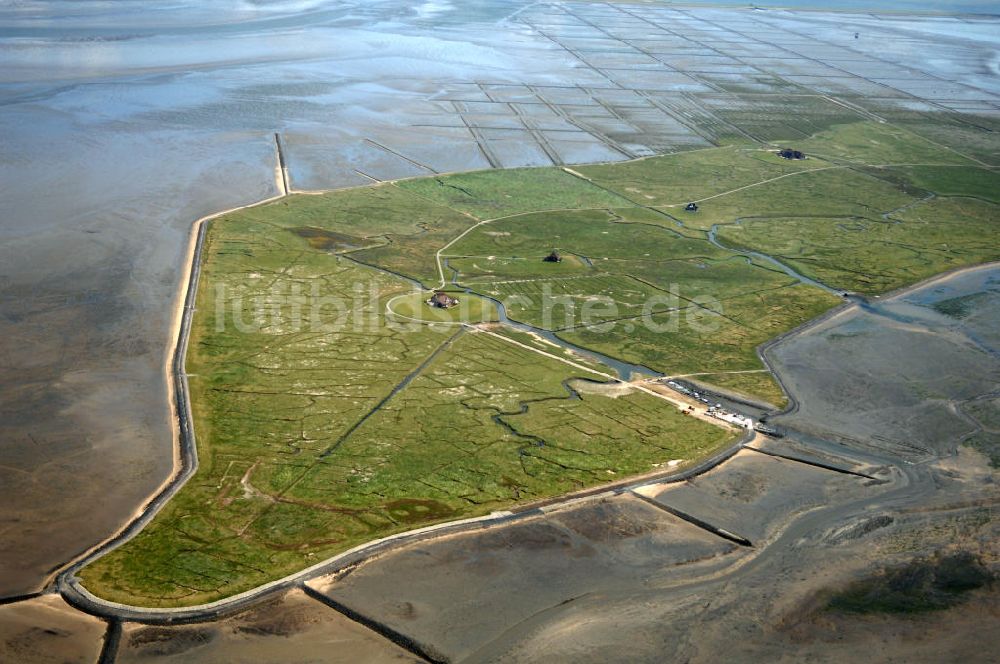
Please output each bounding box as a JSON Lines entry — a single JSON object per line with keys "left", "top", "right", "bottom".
{"left": 664, "top": 379, "right": 783, "bottom": 437}
{"left": 667, "top": 380, "right": 754, "bottom": 429}
{"left": 708, "top": 406, "right": 754, "bottom": 429}
{"left": 664, "top": 380, "right": 754, "bottom": 429}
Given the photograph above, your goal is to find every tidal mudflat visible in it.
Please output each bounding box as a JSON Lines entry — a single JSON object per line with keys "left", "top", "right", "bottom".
{"left": 70, "top": 112, "right": 1000, "bottom": 608}
{"left": 1, "top": 0, "right": 999, "bottom": 661}
{"left": 768, "top": 263, "right": 1000, "bottom": 463}
{"left": 3, "top": 0, "right": 999, "bottom": 597}
{"left": 114, "top": 589, "right": 418, "bottom": 664}
{"left": 292, "top": 265, "right": 999, "bottom": 663}
{"left": 0, "top": 594, "right": 105, "bottom": 664}
{"left": 306, "top": 495, "right": 736, "bottom": 662}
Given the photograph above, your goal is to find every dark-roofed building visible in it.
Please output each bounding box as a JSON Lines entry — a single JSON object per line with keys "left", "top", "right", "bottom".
{"left": 778, "top": 148, "right": 806, "bottom": 160}
{"left": 543, "top": 250, "right": 563, "bottom": 263}
{"left": 428, "top": 291, "right": 459, "bottom": 309}
{"left": 685, "top": 202, "right": 699, "bottom": 212}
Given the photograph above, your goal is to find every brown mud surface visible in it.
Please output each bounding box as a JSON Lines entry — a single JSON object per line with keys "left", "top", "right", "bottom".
{"left": 4, "top": 0, "right": 1000, "bottom": 598}
{"left": 2, "top": 2, "right": 999, "bottom": 661}
{"left": 290, "top": 265, "right": 1000, "bottom": 663}
{"left": 116, "top": 589, "right": 418, "bottom": 664}
{"left": 0, "top": 594, "right": 105, "bottom": 664}
{"left": 308, "top": 494, "right": 735, "bottom": 662}
{"left": 636, "top": 449, "right": 877, "bottom": 544}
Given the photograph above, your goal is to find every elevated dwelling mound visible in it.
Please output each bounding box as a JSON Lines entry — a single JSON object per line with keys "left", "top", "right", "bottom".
{"left": 428, "top": 291, "right": 459, "bottom": 308}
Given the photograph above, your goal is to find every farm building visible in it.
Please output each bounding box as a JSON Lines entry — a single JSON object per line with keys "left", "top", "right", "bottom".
{"left": 428, "top": 291, "right": 460, "bottom": 308}
{"left": 778, "top": 148, "right": 806, "bottom": 160}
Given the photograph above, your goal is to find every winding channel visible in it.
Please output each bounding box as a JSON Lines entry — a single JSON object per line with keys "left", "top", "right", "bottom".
{"left": 38, "top": 181, "right": 1000, "bottom": 627}
{"left": 707, "top": 222, "right": 846, "bottom": 296}
{"left": 45, "top": 190, "right": 744, "bottom": 623}
{"left": 380, "top": 255, "right": 658, "bottom": 380}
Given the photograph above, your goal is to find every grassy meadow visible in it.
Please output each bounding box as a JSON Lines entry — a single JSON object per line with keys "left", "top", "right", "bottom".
{"left": 79, "top": 120, "right": 1000, "bottom": 606}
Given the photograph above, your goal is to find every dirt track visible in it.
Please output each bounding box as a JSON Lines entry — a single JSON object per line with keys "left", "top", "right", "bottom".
{"left": 11, "top": 263, "right": 991, "bottom": 664}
